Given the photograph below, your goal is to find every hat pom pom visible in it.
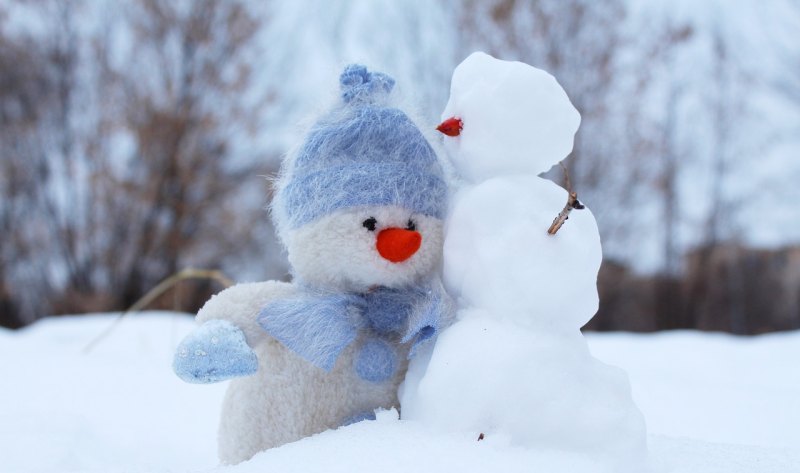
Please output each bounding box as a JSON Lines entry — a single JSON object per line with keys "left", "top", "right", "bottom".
{"left": 340, "top": 64, "right": 395, "bottom": 104}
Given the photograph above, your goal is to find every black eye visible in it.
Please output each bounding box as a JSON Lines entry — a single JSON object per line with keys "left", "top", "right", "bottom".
{"left": 406, "top": 219, "right": 416, "bottom": 231}
{"left": 362, "top": 217, "right": 377, "bottom": 231}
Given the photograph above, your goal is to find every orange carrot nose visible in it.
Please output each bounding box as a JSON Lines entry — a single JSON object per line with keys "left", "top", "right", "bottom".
{"left": 376, "top": 228, "right": 422, "bottom": 263}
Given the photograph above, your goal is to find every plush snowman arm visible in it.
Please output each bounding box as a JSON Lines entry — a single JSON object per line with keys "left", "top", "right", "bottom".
{"left": 195, "top": 281, "right": 296, "bottom": 348}
{"left": 173, "top": 319, "right": 258, "bottom": 383}
{"left": 257, "top": 293, "right": 362, "bottom": 372}
{"left": 402, "top": 280, "right": 455, "bottom": 357}
{"left": 174, "top": 281, "right": 298, "bottom": 384}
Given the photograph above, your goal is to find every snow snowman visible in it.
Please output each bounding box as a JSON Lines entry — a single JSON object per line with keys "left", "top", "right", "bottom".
{"left": 173, "top": 65, "right": 453, "bottom": 465}
{"left": 400, "top": 52, "right": 648, "bottom": 470}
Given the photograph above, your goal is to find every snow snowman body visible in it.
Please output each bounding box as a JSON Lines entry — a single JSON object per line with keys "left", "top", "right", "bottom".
{"left": 401, "top": 52, "right": 647, "bottom": 470}
{"left": 444, "top": 176, "right": 601, "bottom": 330}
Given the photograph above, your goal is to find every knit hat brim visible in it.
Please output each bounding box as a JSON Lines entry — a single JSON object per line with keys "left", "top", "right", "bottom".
{"left": 281, "top": 162, "right": 447, "bottom": 229}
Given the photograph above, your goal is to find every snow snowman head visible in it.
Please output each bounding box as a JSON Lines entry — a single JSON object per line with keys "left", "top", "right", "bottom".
{"left": 272, "top": 65, "right": 448, "bottom": 292}
{"left": 438, "top": 52, "right": 581, "bottom": 182}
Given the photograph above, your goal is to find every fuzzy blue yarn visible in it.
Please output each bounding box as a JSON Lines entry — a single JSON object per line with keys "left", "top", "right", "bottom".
{"left": 339, "top": 64, "right": 395, "bottom": 104}
{"left": 363, "top": 287, "right": 415, "bottom": 335}
{"left": 257, "top": 293, "right": 363, "bottom": 372}
{"left": 282, "top": 162, "right": 446, "bottom": 229}
{"left": 340, "top": 410, "right": 377, "bottom": 426}
{"left": 355, "top": 337, "right": 397, "bottom": 383}
{"left": 402, "top": 284, "right": 452, "bottom": 358}
{"left": 257, "top": 283, "right": 453, "bottom": 375}
{"left": 279, "top": 66, "right": 447, "bottom": 229}
{"left": 402, "top": 294, "right": 444, "bottom": 358}
{"left": 173, "top": 319, "right": 258, "bottom": 384}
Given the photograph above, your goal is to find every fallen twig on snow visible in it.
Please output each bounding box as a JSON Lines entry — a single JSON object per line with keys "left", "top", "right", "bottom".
{"left": 82, "top": 268, "right": 233, "bottom": 354}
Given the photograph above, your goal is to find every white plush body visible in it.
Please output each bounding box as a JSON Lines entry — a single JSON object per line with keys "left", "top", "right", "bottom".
{"left": 175, "top": 64, "right": 450, "bottom": 465}
{"left": 196, "top": 280, "right": 411, "bottom": 464}
{"left": 190, "top": 206, "right": 443, "bottom": 464}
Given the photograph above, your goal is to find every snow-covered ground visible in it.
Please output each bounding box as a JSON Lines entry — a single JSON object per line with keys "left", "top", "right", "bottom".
{"left": 0, "top": 313, "right": 797, "bottom": 473}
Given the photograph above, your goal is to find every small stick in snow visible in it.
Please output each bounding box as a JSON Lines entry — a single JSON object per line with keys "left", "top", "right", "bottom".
{"left": 547, "top": 191, "right": 585, "bottom": 235}
{"left": 82, "top": 268, "right": 234, "bottom": 354}
{"left": 547, "top": 163, "right": 584, "bottom": 235}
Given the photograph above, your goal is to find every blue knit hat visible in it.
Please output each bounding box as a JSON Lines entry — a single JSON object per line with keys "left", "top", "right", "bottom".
{"left": 276, "top": 65, "right": 447, "bottom": 230}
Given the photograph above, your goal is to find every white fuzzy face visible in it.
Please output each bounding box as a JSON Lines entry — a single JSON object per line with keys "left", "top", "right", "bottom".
{"left": 286, "top": 205, "right": 444, "bottom": 292}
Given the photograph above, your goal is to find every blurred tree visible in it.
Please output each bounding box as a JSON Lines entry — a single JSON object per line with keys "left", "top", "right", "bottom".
{"left": 774, "top": 0, "right": 800, "bottom": 106}
{"left": 459, "top": 0, "right": 625, "bottom": 184}
{"left": 458, "top": 0, "right": 678, "bottom": 262}
{"left": 0, "top": 0, "right": 272, "bottom": 326}
{"left": 0, "top": 4, "right": 60, "bottom": 327}
{"left": 1, "top": 0, "right": 796, "bottom": 333}
{"left": 100, "top": 0, "right": 267, "bottom": 310}
{"left": 458, "top": 0, "right": 693, "bottom": 331}
{"left": 684, "top": 26, "right": 750, "bottom": 333}
{"left": 644, "top": 23, "right": 696, "bottom": 329}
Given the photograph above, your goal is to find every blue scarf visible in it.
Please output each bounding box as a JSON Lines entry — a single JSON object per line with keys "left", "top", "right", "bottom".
{"left": 257, "top": 283, "right": 448, "bottom": 383}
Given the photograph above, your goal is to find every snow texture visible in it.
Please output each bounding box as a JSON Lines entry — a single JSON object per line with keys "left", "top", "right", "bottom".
{"left": 1, "top": 314, "right": 798, "bottom": 473}
{"left": 400, "top": 52, "right": 647, "bottom": 472}
{"left": 440, "top": 52, "right": 581, "bottom": 182}
{"left": 173, "top": 319, "right": 258, "bottom": 383}
{"left": 443, "top": 176, "right": 602, "bottom": 329}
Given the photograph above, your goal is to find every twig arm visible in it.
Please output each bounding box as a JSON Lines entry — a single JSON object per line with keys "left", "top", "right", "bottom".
{"left": 547, "top": 162, "right": 585, "bottom": 235}
{"left": 547, "top": 192, "right": 584, "bottom": 235}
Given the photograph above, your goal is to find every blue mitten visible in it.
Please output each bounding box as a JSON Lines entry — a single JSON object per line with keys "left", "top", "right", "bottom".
{"left": 173, "top": 319, "right": 258, "bottom": 383}
{"left": 403, "top": 281, "right": 455, "bottom": 357}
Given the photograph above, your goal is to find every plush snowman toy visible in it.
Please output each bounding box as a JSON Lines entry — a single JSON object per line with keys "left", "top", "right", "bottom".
{"left": 400, "top": 53, "right": 648, "bottom": 471}
{"left": 173, "top": 65, "right": 452, "bottom": 465}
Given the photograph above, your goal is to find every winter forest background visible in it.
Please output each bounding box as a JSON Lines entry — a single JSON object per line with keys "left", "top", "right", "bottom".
{"left": 1, "top": 0, "right": 798, "bottom": 334}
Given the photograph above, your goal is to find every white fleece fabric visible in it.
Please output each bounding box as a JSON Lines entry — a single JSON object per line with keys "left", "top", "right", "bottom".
{"left": 196, "top": 281, "right": 412, "bottom": 464}
{"left": 189, "top": 201, "right": 445, "bottom": 464}
{"left": 288, "top": 206, "right": 443, "bottom": 292}
{"left": 180, "top": 64, "right": 450, "bottom": 464}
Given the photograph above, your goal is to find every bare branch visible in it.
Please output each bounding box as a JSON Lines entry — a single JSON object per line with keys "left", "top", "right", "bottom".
{"left": 547, "top": 162, "right": 584, "bottom": 235}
